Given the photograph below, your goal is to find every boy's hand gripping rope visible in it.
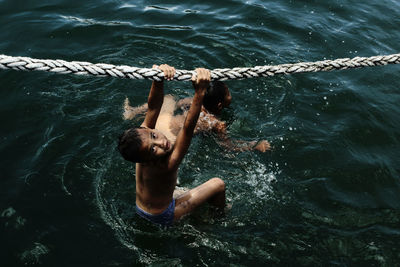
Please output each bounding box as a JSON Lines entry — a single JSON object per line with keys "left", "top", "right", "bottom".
{"left": 0, "top": 53, "right": 399, "bottom": 81}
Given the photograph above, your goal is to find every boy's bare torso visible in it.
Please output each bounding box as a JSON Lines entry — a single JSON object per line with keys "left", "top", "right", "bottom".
{"left": 155, "top": 95, "right": 225, "bottom": 138}
{"left": 135, "top": 159, "right": 177, "bottom": 214}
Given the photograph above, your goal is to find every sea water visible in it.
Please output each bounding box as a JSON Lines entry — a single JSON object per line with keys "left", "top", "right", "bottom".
{"left": 1, "top": 0, "right": 399, "bottom": 265}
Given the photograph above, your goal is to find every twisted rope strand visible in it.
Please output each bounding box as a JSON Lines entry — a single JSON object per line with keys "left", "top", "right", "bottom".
{"left": 0, "top": 53, "right": 399, "bottom": 81}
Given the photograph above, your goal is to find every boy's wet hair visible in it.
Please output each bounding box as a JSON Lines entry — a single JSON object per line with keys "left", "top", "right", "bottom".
{"left": 203, "top": 81, "right": 226, "bottom": 111}
{"left": 118, "top": 128, "right": 144, "bottom": 163}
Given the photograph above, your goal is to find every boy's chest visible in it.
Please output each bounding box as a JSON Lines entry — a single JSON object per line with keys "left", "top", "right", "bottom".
{"left": 136, "top": 164, "right": 177, "bottom": 190}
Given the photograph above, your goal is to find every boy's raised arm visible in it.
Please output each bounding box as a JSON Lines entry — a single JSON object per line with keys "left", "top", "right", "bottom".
{"left": 141, "top": 64, "right": 175, "bottom": 129}
{"left": 167, "top": 68, "right": 210, "bottom": 170}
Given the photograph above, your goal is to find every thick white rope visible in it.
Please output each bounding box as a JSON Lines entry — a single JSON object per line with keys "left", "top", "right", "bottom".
{"left": 0, "top": 53, "right": 399, "bottom": 81}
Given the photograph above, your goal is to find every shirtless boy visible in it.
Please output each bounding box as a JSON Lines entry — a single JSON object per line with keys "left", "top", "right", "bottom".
{"left": 118, "top": 64, "right": 226, "bottom": 227}
{"left": 123, "top": 80, "right": 270, "bottom": 152}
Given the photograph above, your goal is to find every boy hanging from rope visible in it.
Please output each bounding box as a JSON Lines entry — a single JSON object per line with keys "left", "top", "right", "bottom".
{"left": 118, "top": 64, "right": 226, "bottom": 227}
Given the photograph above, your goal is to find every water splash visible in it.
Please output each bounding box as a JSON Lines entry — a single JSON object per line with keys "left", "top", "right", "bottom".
{"left": 244, "top": 160, "right": 278, "bottom": 200}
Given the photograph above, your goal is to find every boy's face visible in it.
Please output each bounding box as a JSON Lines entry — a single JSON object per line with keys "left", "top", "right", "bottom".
{"left": 137, "top": 128, "right": 173, "bottom": 160}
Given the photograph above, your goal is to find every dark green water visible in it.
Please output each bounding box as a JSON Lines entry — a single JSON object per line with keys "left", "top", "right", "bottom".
{"left": 1, "top": 0, "right": 400, "bottom": 265}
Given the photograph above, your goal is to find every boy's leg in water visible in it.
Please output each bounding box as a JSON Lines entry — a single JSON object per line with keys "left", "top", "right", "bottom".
{"left": 173, "top": 186, "right": 189, "bottom": 199}
{"left": 174, "top": 177, "right": 226, "bottom": 221}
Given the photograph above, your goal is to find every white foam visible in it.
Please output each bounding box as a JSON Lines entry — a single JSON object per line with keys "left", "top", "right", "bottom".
{"left": 245, "top": 161, "right": 277, "bottom": 199}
